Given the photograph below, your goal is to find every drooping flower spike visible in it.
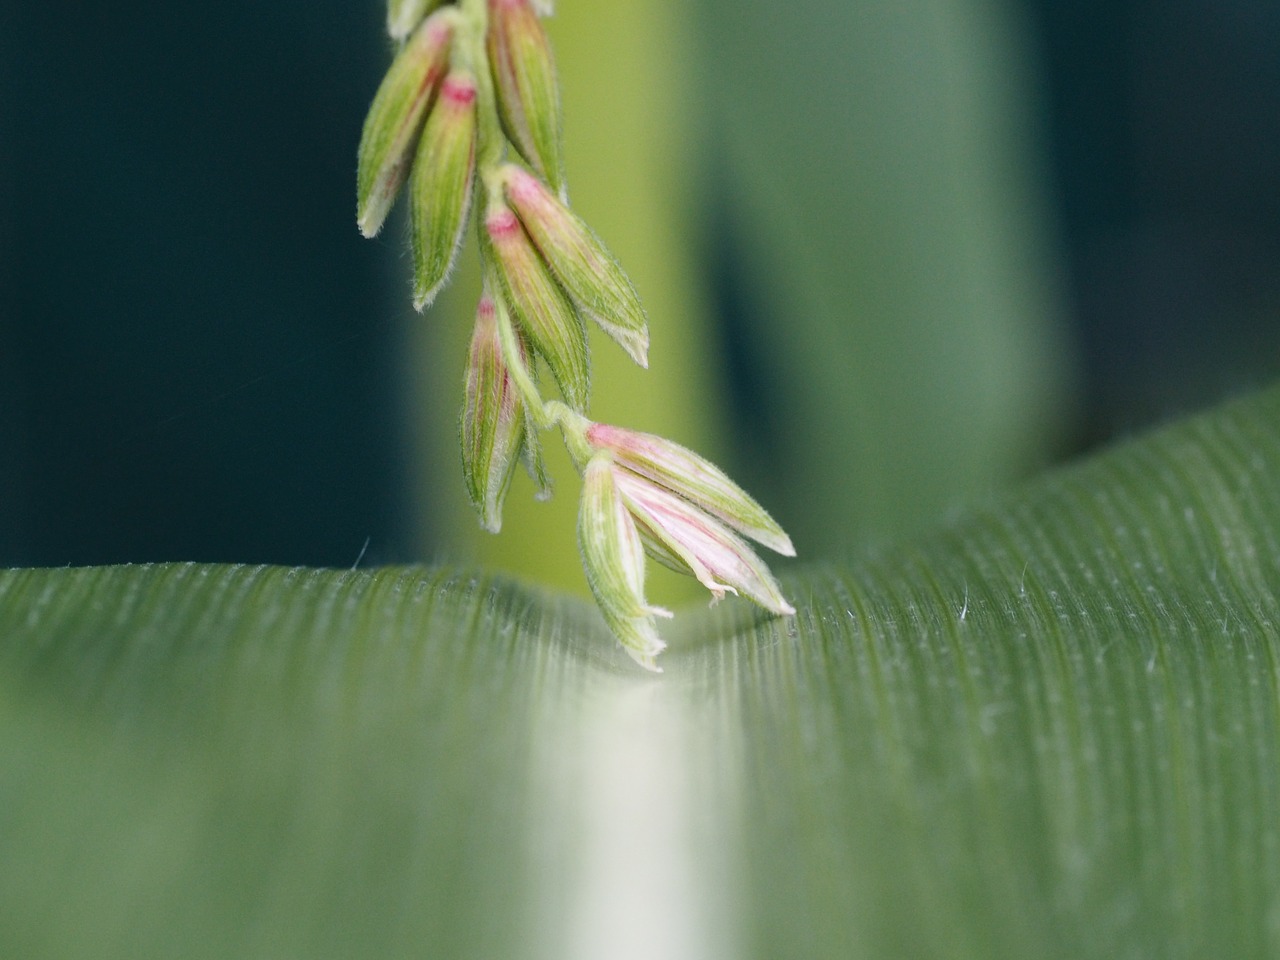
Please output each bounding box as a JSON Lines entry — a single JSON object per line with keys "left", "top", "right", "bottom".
{"left": 358, "top": 0, "right": 795, "bottom": 669}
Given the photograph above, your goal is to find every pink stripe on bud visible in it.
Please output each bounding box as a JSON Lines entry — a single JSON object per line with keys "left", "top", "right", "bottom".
{"left": 614, "top": 469, "right": 795, "bottom": 615}
{"left": 485, "top": 208, "right": 521, "bottom": 239}
{"left": 461, "top": 292, "right": 526, "bottom": 533}
{"left": 441, "top": 76, "right": 478, "bottom": 106}
{"left": 484, "top": 201, "right": 590, "bottom": 410}
{"left": 585, "top": 423, "right": 796, "bottom": 557}
{"left": 487, "top": 0, "right": 565, "bottom": 194}
{"left": 500, "top": 165, "right": 649, "bottom": 367}
{"left": 356, "top": 10, "right": 455, "bottom": 238}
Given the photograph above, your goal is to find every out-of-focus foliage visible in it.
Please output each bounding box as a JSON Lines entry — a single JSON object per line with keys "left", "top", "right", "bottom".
{"left": 2, "top": 383, "right": 1279, "bottom": 958}
{"left": 693, "top": 0, "right": 1075, "bottom": 553}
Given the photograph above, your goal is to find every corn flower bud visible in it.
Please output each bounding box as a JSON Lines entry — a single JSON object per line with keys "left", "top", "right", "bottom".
{"left": 578, "top": 455, "right": 672, "bottom": 671}
{"left": 613, "top": 468, "right": 794, "bottom": 614}
{"left": 356, "top": 10, "right": 454, "bottom": 238}
{"left": 487, "top": 0, "right": 565, "bottom": 196}
{"left": 410, "top": 70, "right": 478, "bottom": 310}
{"left": 585, "top": 423, "right": 796, "bottom": 557}
{"left": 386, "top": 0, "right": 443, "bottom": 41}
{"left": 484, "top": 204, "right": 589, "bottom": 410}
{"left": 461, "top": 294, "right": 527, "bottom": 533}
{"left": 500, "top": 165, "right": 649, "bottom": 367}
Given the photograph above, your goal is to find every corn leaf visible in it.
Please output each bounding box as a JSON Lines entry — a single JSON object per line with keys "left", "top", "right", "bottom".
{"left": 2, "top": 384, "right": 1279, "bottom": 958}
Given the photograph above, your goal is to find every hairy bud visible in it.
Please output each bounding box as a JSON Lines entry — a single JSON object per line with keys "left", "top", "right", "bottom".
{"left": 487, "top": 0, "right": 565, "bottom": 195}
{"left": 357, "top": 10, "right": 455, "bottom": 238}
{"left": 578, "top": 456, "right": 671, "bottom": 671}
{"left": 410, "top": 70, "right": 478, "bottom": 310}
{"left": 614, "top": 469, "right": 794, "bottom": 614}
{"left": 585, "top": 423, "right": 796, "bottom": 556}
{"left": 484, "top": 204, "right": 590, "bottom": 411}
{"left": 461, "top": 295, "right": 527, "bottom": 533}
{"left": 501, "top": 165, "right": 649, "bottom": 366}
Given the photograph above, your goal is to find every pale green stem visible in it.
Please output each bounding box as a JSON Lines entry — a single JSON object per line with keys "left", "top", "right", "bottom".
{"left": 492, "top": 292, "right": 592, "bottom": 467}
{"left": 491, "top": 286, "right": 548, "bottom": 422}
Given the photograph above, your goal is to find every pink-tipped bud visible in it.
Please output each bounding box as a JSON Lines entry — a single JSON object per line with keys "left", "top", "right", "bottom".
{"left": 585, "top": 423, "right": 796, "bottom": 557}
{"left": 578, "top": 456, "right": 670, "bottom": 671}
{"left": 410, "top": 70, "right": 478, "bottom": 310}
{"left": 461, "top": 294, "right": 527, "bottom": 533}
{"left": 614, "top": 469, "right": 795, "bottom": 615}
{"left": 487, "top": 0, "right": 565, "bottom": 195}
{"left": 500, "top": 165, "right": 649, "bottom": 367}
{"left": 357, "top": 10, "right": 455, "bottom": 238}
{"left": 484, "top": 203, "right": 590, "bottom": 411}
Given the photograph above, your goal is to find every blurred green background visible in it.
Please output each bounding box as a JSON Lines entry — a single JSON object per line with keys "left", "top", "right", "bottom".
{"left": 3, "top": 0, "right": 1280, "bottom": 592}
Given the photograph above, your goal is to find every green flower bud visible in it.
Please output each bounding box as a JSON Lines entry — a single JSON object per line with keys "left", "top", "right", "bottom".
{"left": 501, "top": 164, "right": 649, "bottom": 367}
{"left": 585, "top": 422, "right": 796, "bottom": 557}
{"left": 356, "top": 10, "right": 454, "bottom": 238}
{"left": 578, "top": 455, "right": 671, "bottom": 672}
{"left": 614, "top": 468, "right": 794, "bottom": 615}
{"left": 461, "top": 294, "right": 527, "bottom": 533}
{"left": 484, "top": 203, "right": 590, "bottom": 411}
{"left": 410, "top": 70, "right": 478, "bottom": 311}
{"left": 486, "top": 0, "right": 565, "bottom": 196}
{"left": 386, "top": 0, "right": 444, "bottom": 41}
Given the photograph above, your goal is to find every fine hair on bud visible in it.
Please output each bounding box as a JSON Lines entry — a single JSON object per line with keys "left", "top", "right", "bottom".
{"left": 501, "top": 164, "right": 649, "bottom": 367}
{"left": 578, "top": 456, "right": 669, "bottom": 671}
{"left": 461, "top": 294, "right": 526, "bottom": 533}
{"left": 410, "top": 70, "right": 478, "bottom": 311}
{"left": 585, "top": 422, "right": 796, "bottom": 557}
{"left": 357, "top": 10, "right": 455, "bottom": 238}
{"left": 487, "top": 0, "right": 566, "bottom": 195}
{"left": 484, "top": 203, "right": 590, "bottom": 411}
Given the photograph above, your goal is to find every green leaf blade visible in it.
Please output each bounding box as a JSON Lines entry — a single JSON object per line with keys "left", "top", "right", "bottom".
{"left": 3, "top": 386, "right": 1280, "bottom": 958}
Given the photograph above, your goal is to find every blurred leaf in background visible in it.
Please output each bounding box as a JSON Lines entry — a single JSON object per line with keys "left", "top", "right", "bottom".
{"left": 693, "top": 0, "right": 1077, "bottom": 555}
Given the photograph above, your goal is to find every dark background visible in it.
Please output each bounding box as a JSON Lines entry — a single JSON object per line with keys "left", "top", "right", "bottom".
{"left": 1032, "top": 0, "right": 1280, "bottom": 446}
{"left": 3, "top": 0, "right": 1279, "bottom": 567}
{"left": 1, "top": 3, "right": 414, "bottom": 566}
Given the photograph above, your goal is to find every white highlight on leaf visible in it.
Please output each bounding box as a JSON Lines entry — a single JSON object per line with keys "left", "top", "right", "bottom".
{"left": 533, "top": 680, "right": 739, "bottom": 960}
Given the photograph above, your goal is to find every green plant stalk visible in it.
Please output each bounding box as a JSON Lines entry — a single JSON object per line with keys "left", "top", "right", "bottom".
{"left": 489, "top": 279, "right": 592, "bottom": 465}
